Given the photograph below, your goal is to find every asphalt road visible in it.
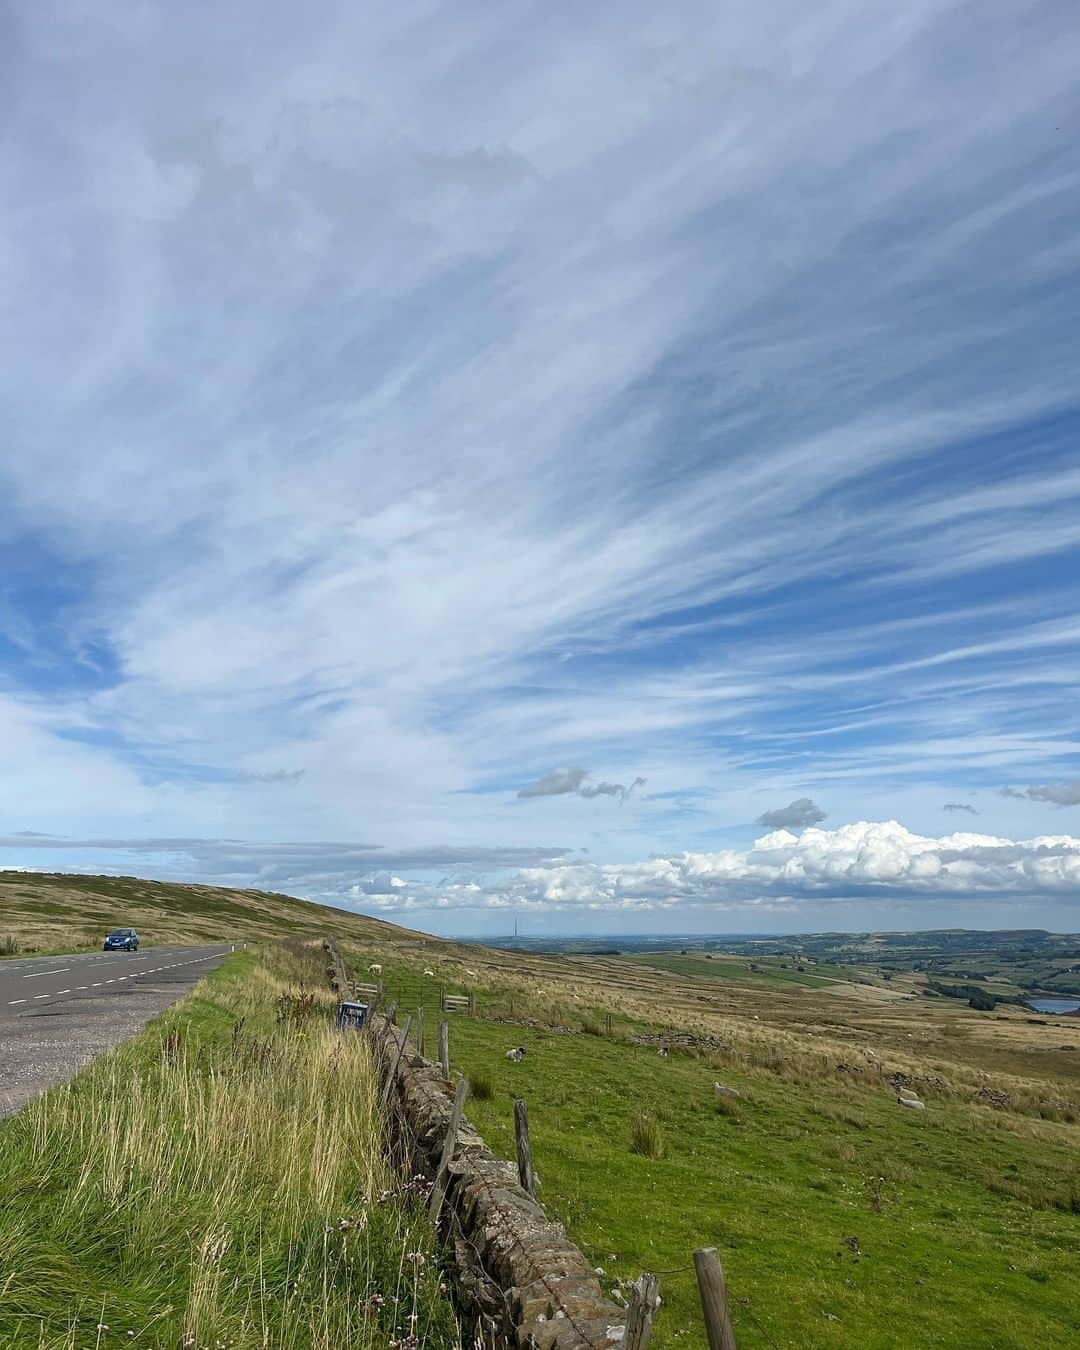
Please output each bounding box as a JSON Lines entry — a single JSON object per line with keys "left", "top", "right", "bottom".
{"left": 0, "top": 944, "right": 235, "bottom": 1117}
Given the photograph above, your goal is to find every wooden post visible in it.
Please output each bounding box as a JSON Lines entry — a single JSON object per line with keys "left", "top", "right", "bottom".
{"left": 694, "top": 1248, "right": 737, "bottom": 1350}
{"left": 439, "top": 985, "right": 446, "bottom": 1013}
{"left": 384, "top": 1000, "right": 398, "bottom": 1027}
{"left": 469, "top": 990, "right": 477, "bottom": 1015}
{"left": 606, "top": 1012, "right": 613, "bottom": 1035}
{"left": 364, "top": 991, "right": 383, "bottom": 1030}
{"left": 438, "top": 1019, "right": 450, "bottom": 1078}
{"left": 382, "top": 1015, "right": 412, "bottom": 1107}
{"left": 514, "top": 1098, "right": 535, "bottom": 1197}
{"left": 428, "top": 1075, "right": 468, "bottom": 1224}
{"left": 417, "top": 1004, "right": 425, "bottom": 1058}
{"left": 625, "top": 1274, "right": 661, "bottom": 1350}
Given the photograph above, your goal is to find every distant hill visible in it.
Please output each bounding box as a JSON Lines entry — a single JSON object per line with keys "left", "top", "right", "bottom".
{"left": 0, "top": 870, "right": 433, "bottom": 957}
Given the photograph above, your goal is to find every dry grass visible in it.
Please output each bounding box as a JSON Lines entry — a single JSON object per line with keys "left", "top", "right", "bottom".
{"left": 0, "top": 945, "right": 457, "bottom": 1349}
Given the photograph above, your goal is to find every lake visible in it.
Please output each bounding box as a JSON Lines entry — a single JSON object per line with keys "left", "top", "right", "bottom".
{"left": 1025, "top": 997, "right": 1080, "bottom": 1014}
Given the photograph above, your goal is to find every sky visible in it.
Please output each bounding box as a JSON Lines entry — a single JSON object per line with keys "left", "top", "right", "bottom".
{"left": 2, "top": 1, "right": 1080, "bottom": 937}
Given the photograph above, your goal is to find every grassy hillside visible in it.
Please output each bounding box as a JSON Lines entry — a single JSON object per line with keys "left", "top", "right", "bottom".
{"left": 7, "top": 871, "right": 1078, "bottom": 1347}
{"left": 0, "top": 940, "right": 454, "bottom": 1348}
{"left": 334, "top": 937, "right": 1080, "bottom": 1349}
{"left": 0, "top": 870, "right": 434, "bottom": 955}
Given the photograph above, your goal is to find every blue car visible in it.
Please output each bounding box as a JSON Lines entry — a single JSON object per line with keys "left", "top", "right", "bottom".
{"left": 103, "top": 927, "right": 139, "bottom": 952}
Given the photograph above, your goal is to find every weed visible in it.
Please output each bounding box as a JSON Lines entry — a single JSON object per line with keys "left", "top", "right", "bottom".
{"left": 1, "top": 935, "right": 17, "bottom": 956}
{"left": 470, "top": 1069, "right": 495, "bottom": 1101}
{"left": 629, "top": 1113, "right": 665, "bottom": 1159}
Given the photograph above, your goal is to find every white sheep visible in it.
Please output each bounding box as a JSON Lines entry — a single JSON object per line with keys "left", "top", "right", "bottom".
{"left": 465, "top": 968, "right": 479, "bottom": 977}
{"left": 898, "top": 1096, "right": 925, "bottom": 1110}
{"left": 423, "top": 968, "right": 435, "bottom": 977}
{"left": 505, "top": 1046, "right": 527, "bottom": 1062}
{"left": 368, "top": 962, "right": 382, "bottom": 975}
{"left": 714, "top": 1082, "right": 741, "bottom": 1099}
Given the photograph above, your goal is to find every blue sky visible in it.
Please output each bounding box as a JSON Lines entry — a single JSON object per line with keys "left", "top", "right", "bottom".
{"left": 2, "top": 0, "right": 1080, "bottom": 935}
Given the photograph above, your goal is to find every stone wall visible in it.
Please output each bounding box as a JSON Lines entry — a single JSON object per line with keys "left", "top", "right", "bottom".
{"left": 369, "top": 1016, "right": 627, "bottom": 1350}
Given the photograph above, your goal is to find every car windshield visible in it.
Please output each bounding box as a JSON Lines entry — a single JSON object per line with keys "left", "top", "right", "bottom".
{"left": 108, "top": 930, "right": 132, "bottom": 937}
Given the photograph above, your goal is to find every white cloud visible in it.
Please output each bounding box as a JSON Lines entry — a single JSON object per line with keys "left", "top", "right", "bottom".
{"left": 426, "top": 820, "right": 1080, "bottom": 913}
{"left": 0, "top": 3, "right": 1079, "bottom": 925}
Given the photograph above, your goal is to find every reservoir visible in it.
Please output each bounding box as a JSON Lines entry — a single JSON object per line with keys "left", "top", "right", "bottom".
{"left": 1025, "top": 997, "right": 1080, "bottom": 1014}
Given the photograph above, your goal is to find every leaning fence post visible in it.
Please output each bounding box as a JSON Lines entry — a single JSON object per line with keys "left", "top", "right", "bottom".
{"left": 694, "top": 1247, "right": 737, "bottom": 1350}
{"left": 381, "top": 1015, "right": 412, "bottom": 1107}
{"left": 513, "top": 1098, "right": 535, "bottom": 1197}
{"left": 625, "top": 1274, "right": 661, "bottom": 1350}
{"left": 428, "top": 1075, "right": 469, "bottom": 1224}
{"left": 384, "top": 1000, "right": 398, "bottom": 1027}
{"left": 438, "top": 1019, "right": 450, "bottom": 1078}
{"left": 417, "top": 1004, "right": 425, "bottom": 1058}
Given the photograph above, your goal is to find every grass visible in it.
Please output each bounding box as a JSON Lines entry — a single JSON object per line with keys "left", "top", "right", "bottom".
{"left": 628, "top": 1113, "right": 664, "bottom": 1159}
{"left": 359, "top": 951, "right": 1080, "bottom": 1350}
{"left": 0, "top": 943, "right": 457, "bottom": 1349}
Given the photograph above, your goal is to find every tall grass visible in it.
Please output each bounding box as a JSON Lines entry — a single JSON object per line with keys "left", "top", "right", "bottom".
{"left": 0, "top": 949, "right": 457, "bottom": 1349}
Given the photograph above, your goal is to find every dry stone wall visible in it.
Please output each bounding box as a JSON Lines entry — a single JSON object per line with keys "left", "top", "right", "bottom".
{"left": 369, "top": 1016, "right": 627, "bottom": 1350}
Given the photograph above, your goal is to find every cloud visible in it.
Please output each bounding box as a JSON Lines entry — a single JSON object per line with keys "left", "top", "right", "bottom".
{"left": 0, "top": 2, "right": 1079, "bottom": 927}
{"left": 999, "top": 787, "right": 1027, "bottom": 799}
{"left": 1001, "top": 782, "right": 1080, "bottom": 806}
{"left": 579, "top": 776, "right": 647, "bottom": 803}
{"left": 943, "top": 802, "right": 977, "bottom": 815}
{"left": 233, "top": 769, "right": 305, "bottom": 785}
{"left": 517, "top": 768, "right": 588, "bottom": 798}
{"left": 518, "top": 770, "right": 646, "bottom": 803}
{"left": 756, "top": 798, "right": 826, "bottom": 829}
{"left": 436, "top": 820, "right": 1080, "bottom": 914}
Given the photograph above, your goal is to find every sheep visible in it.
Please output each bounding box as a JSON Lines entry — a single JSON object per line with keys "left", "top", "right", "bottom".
{"left": 657, "top": 1047, "right": 669, "bottom": 1058}
{"left": 423, "top": 968, "right": 435, "bottom": 977}
{"left": 898, "top": 1096, "right": 925, "bottom": 1110}
{"left": 898, "top": 1087, "right": 920, "bottom": 1102}
{"left": 714, "top": 1082, "right": 741, "bottom": 1099}
{"left": 368, "top": 962, "right": 382, "bottom": 975}
{"left": 465, "top": 968, "right": 479, "bottom": 977}
{"left": 505, "top": 1046, "right": 527, "bottom": 1062}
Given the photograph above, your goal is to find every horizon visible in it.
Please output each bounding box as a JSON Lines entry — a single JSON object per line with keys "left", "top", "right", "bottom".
{"left": 3, "top": 3, "right": 1080, "bottom": 936}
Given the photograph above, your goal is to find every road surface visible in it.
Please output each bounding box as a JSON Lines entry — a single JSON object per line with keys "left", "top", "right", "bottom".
{"left": 0, "top": 944, "right": 234, "bottom": 1117}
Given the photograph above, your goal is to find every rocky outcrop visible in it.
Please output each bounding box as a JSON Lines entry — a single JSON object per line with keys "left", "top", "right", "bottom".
{"left": 370, "top": 1018, "right": 626, "bottom": 1349}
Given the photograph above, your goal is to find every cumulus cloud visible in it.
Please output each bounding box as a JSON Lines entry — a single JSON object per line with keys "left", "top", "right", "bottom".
{"left": 943, "top": 802, "right": 978, "bottom": 815}
{"left": 518, "top": 770, "right": 646, "bottom": 803}
{"left": 517, "top": 768, "right": 588, "bottom": 798}
{"left": 756, "top": 798, "right": 826, "bottom": 829}
{"left": 449, "top": 820, "right": 1080, "bottom": 914}
{"left": 1001, "top": 782, "right": 1080, "bottom": 806}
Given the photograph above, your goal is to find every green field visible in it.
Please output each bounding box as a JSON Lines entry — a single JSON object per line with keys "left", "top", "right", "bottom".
{"left": 358, "top": 950, "right": 1080, "bottom": 1350}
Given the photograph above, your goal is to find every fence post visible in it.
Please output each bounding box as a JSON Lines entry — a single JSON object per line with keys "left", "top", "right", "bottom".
{"left": 438, "top": 1019, "right": 450, "bottom": 1078}
{"left": 469, "top": 991, "right": 477, "bottom": 1015}
{"left": 428, "top": 1075, "right": 469, "bottom": 1225}
{"left": 384, "top": 1000, "right": 398, "bottom": 1027}
{"left": 625, "top": 1274, "right": 661, "bottom": 1350}
{"left": 605, "top": 1012, "right": 613, "bottom": 1035}
{"left": 694, "top": 1247, "right": 737, "bottom": 1350}
{"left": 513, "top": 1098, "right": 535, "bottom": 1197}
{"left": 382, "top": 1015, "right": 412, "bottom": 1107}
{"left": 440, "top": 984, "right": 446, "bottom": 1013}
{"left": 417, "top": 1004, "right": 425, "bottom": 1058}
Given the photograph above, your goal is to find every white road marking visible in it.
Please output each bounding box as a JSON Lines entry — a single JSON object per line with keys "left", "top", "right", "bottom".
{"left": 7, "top": 999, "right": 26, "bottom": 1005}
{"left": 23, "top": 968, "right": 71, "bottom": 979}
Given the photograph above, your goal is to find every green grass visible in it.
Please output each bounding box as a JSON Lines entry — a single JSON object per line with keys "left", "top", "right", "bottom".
{"left": 0, "top": 945, "right": 456, "bottom": 1349}
{"left": 365, "top": 954, "right": 1080, "bottom": 1350}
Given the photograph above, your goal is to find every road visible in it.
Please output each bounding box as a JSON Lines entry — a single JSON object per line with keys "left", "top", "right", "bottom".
{"left": 0, "top": 944, "right": 235, "bottom": 1117}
